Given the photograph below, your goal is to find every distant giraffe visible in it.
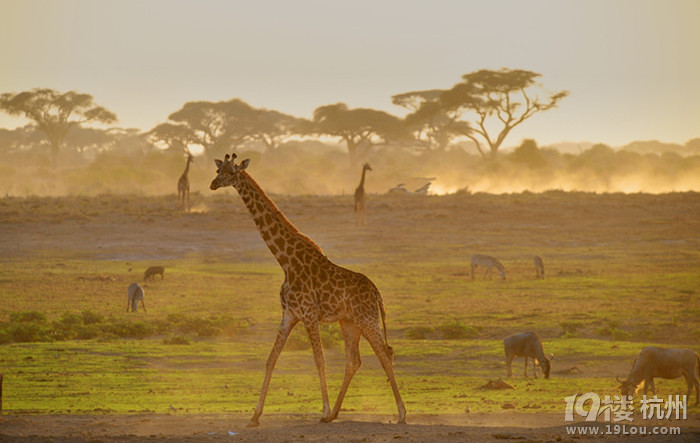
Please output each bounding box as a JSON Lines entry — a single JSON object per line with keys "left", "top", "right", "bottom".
{"left": 210, "top": 153, "right": 405, "bottom": 426}
{"left": 470, "top": 254, "right": 506, "bottom": 280}
{"left": 534, "top": 256, "right": 545, "bottom": 279}
{"left": 178, "top": 153, "right": 194, "bottom": 212}
{"left": 354, "top": 163, "right": 372, "bottom": 225}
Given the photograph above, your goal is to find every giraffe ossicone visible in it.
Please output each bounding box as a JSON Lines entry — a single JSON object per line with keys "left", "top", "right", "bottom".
{"left": 210, "top": 152, "right": 406, "bottom": 426}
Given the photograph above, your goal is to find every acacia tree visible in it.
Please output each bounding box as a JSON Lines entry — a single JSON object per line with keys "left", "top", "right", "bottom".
{"left": 439, "top": 69, "right": 568, "bottom": 158}
{"left": 147, "top": 122, "right": 197, "bottom": 154}
{"left": 248, "top": 108, "right": 309, "bottom": 152}
{"left": 312, "top": 103, "right": 406, "bottom": 164}
{"left": 64, "top": 126, "right": 116, "bottom": 158}
{"left": 0, "top": 88, "right": 117, "bottom": 160}
{"left": 167, "top": 99, "right": 257, "bottom": 159}
{"left": 392, "top": 89, "right": 468, "bottom": 151}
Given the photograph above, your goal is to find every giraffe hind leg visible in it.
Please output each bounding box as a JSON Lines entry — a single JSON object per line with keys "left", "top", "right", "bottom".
{"left": 362, "top": 323, "right": 406, "bottom": 424}
{"left": 327, "top": 320, "right": 362, "bottom": 422}
{"left": 249, "top": 313, "right": 299, "bottom": 427}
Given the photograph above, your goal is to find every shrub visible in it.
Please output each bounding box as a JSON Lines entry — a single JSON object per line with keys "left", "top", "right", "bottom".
{"left": 436, "top": 320, "right": 479, "bottom": 340}
{"left": 10, "top": 311, "right": 47, "bottom": 323}
{"left": 560, "top": 321, "right": 584, "bottom": 336}
{"left": 595, "top": 323, "right": 632, "bottom": 341}
{"left": 81, "top": 310, "right": 104, "bottom": 325}
{"left": 10, "top": 322, "right": 51, "bottom": 342}
{"left": 163, "top": 336, "right": 190, "bottom": 345}
{"left": 320, "top": 324, "right": 342, "bottom": 349}
{"left": 406, "top": 326, "right": 434, "bottom": 340}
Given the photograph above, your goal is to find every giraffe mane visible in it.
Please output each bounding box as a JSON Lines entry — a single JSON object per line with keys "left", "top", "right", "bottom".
{"left": 240, "top": 170, "right": 325, "bottom": 256}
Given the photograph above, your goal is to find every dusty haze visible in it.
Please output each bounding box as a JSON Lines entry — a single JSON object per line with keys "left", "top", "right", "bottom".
{"left": 1, "top": 140, "right": 699, "bottom": 198}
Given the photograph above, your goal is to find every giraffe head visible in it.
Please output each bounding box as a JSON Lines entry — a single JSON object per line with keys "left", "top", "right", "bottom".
{"left": 210, "top": 153, "right": 251, "bottom": 190}
{"left": 363, "top": 163, "right": 372, "bottom": 172}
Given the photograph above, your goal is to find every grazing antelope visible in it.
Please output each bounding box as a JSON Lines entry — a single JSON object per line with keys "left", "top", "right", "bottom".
{"left": 504, "top": 332, "right": 552, "bottom": 379}
{"left": 618, "top": 347, "right": 699, "bottom": 405}
{"left": 127, "top": 283, "right": 146, "bottom": 313}
{"left": 470, "top": 254, "right": 506, "bottom": 280}
{"left": 144, "top": 266, "right": 165, "bottom": 281}
{"left": 534, "top": 255, "right": 545, "bottom": 279}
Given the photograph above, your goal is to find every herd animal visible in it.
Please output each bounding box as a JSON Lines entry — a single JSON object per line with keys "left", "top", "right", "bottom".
{"left": 126, "top": 282, "right": 146, "bottom": 313}
{"left": 504, "top": 332, "right": 552, "bottom": 379}
{"left": 617, "top": 347, "right": 699, "bottom": 405}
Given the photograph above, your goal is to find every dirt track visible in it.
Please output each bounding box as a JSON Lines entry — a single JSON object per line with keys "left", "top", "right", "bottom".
{"left": 1, "top": 412, "right": 699, "bottom": 442}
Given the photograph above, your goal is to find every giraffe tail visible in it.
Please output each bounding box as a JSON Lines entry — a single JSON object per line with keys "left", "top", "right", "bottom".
{"left": 377, "top": 294, "right": 395, "bottom": 362}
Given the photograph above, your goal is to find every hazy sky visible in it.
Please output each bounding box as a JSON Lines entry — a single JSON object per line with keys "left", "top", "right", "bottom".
{"left": 1, "top": 0, "right": 699, "bottom": 147}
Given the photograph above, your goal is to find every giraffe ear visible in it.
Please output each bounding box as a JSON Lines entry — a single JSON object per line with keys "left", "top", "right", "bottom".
{"left": 214, "top": 159, "right": 223, "bottom": 170}
{"left": 239, "top": 159, "right": 250, "bottom": 170}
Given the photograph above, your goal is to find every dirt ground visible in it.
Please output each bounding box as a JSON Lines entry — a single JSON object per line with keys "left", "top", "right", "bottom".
{"left": 1, "top": 412, "right": 699, "bottom": 442}
{"left": 1, "top": 191, "right": 699, "bottom": 441}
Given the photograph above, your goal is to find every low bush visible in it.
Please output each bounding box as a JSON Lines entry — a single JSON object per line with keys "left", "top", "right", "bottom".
{"left": 0, "top": 310, "right": 250, "bottom": 343}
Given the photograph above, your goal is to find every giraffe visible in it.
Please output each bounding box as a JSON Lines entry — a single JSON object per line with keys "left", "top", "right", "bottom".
{"left": 210, "top": 153, "right": 406, "bottom": 427}
{"left": 354, "top": 163, "right": 372, "bottom": 225}
{"left": 177, "top": 153, "right": 194, "bottom": 212}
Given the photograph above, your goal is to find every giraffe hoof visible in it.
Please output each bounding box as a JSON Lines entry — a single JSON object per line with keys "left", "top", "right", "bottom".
{"left": 246, "top": 420, "right": 260, "bottom": 428}
{"left": 320, "top": 416, "right": 333, "bottom": 423}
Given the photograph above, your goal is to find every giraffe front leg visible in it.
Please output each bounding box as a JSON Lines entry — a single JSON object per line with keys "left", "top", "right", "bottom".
{"left": 249, "top": 313, "right": 298, "bottom": 427}
{"left": 328, "top": 320, "right": 362, "bottom": 422}
{"left": 304, "top": 319, "right": 331, "bottom": 422}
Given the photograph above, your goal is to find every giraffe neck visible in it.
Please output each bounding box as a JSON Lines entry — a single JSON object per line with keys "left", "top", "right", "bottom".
{"left": 233, "top": 171, "right": 325, "bottom": 272}
{"left": 359, "top": 167, "right": 367, "bottom": 189}
{"left": 182, "top": 158, "right": 191, "bottom": 178}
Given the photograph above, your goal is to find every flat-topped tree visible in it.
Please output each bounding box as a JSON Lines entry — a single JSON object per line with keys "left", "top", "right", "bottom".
{"left": 0, "top": 88, "right": 117, "bottom": 161}
{"left": 167, "top": 99, "right": 255, "bottom": 159}
{"left": 312, "top": 103, "right": 406, "bottom": 165}
{"left": 392, "top": 89, "right": 469, "bottom": 151}
{"left": 440, "top": 69, "right": 568, "bottom": 158}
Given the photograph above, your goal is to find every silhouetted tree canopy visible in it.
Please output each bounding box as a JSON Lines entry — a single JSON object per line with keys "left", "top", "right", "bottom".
{"left": 312, "top": 103, "right": 406, "bottom": 164}
{"left": 248, "top": 108, "right": 310, "bottom": 152}
{"left": 147, "top": 122, "right": 197, "bottom": 154}
{"left": 399, "top": 69, "right": 568, "bottom": 158}
{"left": 0, "top": 88, "right": 117, "bottom": 159}
{"left": 64, "top": 126, "right": 116, "bottom": 157}
{"left": 167, "top": 99, "right": 258, "bottom": 158}
{"left": 393, "top": 90, "right": 469, "bottom": 151}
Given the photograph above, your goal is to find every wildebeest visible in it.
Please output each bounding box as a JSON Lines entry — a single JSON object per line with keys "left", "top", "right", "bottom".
{"left": 127, "top": 282, "right": 146, "bottom": 313}
{"left": 617, "top": 347, "right": 699, "bottom": 405}
{"left": 504, "top": 332, "right": 552, "bottom": 379}
{"left": 144, "top": 266, "right": 165, "bottom": 281}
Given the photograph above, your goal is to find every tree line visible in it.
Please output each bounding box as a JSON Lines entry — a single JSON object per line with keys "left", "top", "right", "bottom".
{"left": 0, "top": 69, "right": 568, "bottom": 165}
